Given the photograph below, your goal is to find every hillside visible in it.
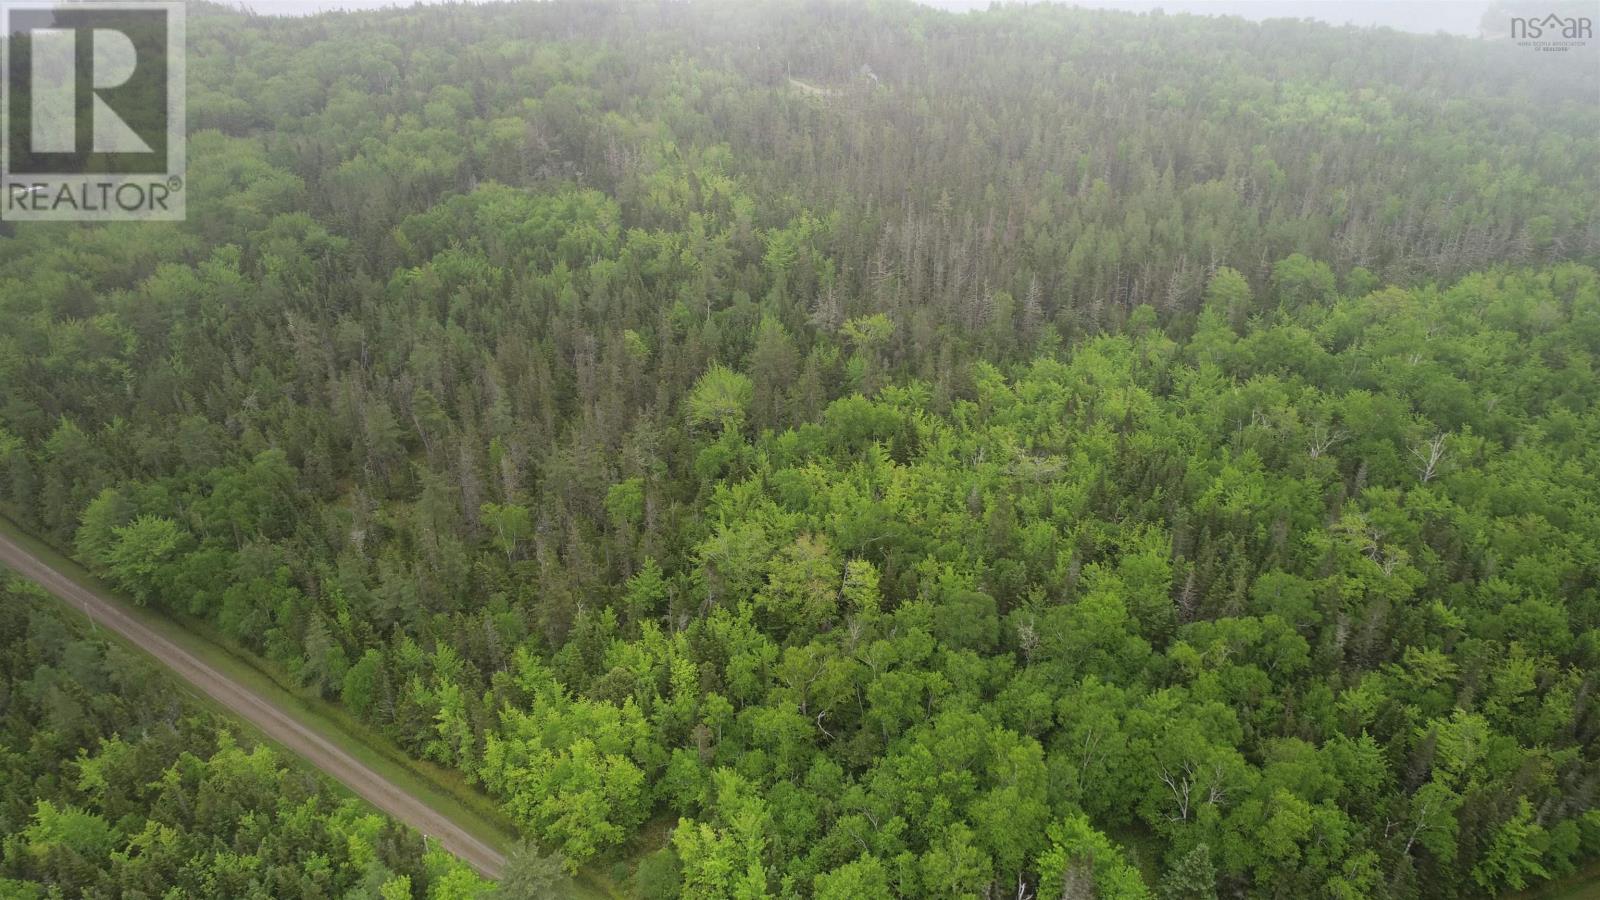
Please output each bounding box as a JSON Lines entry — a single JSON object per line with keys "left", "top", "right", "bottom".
{"left": 0, "top": 1, "right": 1596, "bottom": 897}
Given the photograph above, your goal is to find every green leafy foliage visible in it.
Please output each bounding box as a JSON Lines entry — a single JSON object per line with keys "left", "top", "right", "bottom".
{"left": 0, "top": 1, "right": 1596, "bottom": 897}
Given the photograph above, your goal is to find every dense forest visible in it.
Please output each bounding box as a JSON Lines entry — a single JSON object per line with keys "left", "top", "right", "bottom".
{"left": 0, "top": 0, "right": 1597, "bottom": 897}
{"left": 0, "top": 576, "right": 492, "bottom": 898}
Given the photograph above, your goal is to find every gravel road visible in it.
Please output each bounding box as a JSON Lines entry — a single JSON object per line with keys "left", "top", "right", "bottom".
{"left": 0, "top": 529, "right": 507, "bottom": 879}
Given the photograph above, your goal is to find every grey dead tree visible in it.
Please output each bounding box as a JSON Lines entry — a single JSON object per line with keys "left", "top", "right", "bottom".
{"left": 1411, "top": 432, "right": 1448, "bottom": 483}
{"left": 1307, "top": 422, "right": 1349, "bottom": 460}
{"left": 1159, "top": 761, "right": 1228, "bottom": 824}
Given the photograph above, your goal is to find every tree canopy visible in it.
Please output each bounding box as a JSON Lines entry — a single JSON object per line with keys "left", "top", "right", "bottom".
{"left": 0, "top": 0, "right": 1596, "bottom": 896}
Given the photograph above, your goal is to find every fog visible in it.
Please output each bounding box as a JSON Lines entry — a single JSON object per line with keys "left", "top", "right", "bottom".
{"left": 236, "top": 0, "right": 1502, "bottom": 37}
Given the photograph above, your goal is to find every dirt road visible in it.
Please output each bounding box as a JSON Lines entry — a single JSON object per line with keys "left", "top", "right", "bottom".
{"left": 0, "top": 529, "right": 507, "bottom": 880}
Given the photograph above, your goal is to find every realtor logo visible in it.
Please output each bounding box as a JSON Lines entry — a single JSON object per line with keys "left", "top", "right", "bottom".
{"left": 2, "top": 2, "right": 184, "bottom": 220}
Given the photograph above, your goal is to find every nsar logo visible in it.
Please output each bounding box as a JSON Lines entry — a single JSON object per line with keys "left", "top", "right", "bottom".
{"left": 1509, "top": 12, "right": 1593, "bottom": 50}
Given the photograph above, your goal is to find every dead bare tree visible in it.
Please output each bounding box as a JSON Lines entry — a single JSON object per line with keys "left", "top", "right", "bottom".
{"left": 1160, "top": 760, "right": 1229, "bottom": 823}
{"left": 1159, "top": 764, "right": 1196, "bottom": 822}
{"left": 1307, "top": 423, "right": 1349, "bottom": 460}
{"left": 1411, "top": 432, "right": 1448, "bottom": 483}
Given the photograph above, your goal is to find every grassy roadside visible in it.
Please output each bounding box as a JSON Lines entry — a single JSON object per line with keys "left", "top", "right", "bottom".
{"left": 1516, "top": 862, "right": 1600, "bottom": 900}
{"left": 0, "top": 512, "right": 624, "bottom": 899}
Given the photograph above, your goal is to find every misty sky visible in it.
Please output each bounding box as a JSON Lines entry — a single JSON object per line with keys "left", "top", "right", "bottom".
{"left": 236, "top": 0, "right": 1508, "bottom": 37}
